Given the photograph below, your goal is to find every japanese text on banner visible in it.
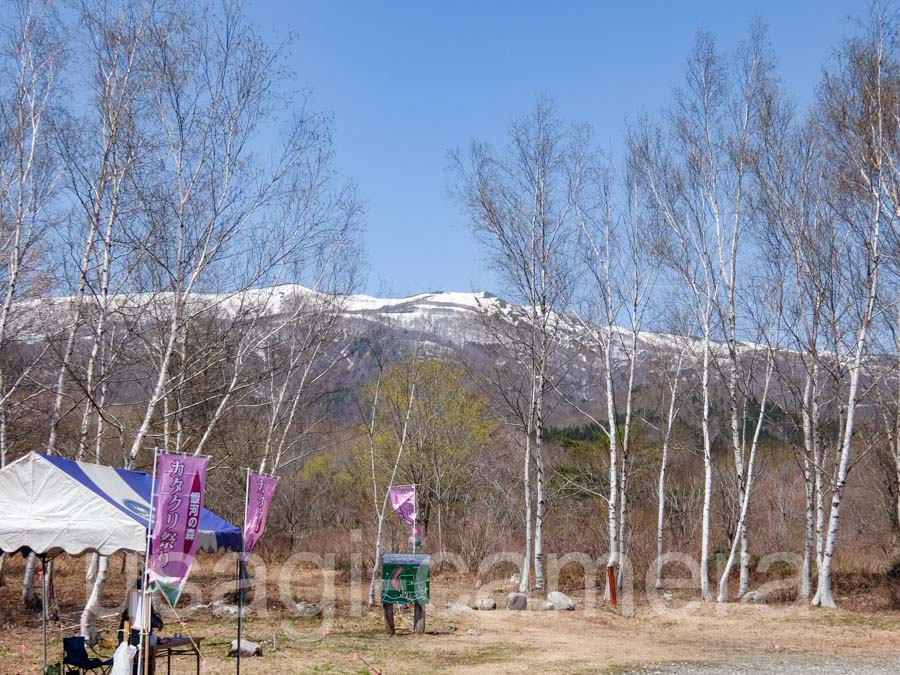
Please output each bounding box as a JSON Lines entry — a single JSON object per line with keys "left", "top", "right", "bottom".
{"left": 148, "top": 453, "right": 208, "bottom": 606}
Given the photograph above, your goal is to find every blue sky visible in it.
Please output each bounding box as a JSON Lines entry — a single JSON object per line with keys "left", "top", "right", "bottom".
{"left": 245, "top": 0, "right": 859, "bottom": 298}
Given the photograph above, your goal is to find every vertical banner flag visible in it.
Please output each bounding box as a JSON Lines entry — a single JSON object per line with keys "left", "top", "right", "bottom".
{"left": 244, "top": 472, "right": 279, "bottom": 555}
{"left": 148, "top": 453, "right": 208, "bottom": 606}
{"left": 388, "top": 484, "right": 422, "bottom": 545}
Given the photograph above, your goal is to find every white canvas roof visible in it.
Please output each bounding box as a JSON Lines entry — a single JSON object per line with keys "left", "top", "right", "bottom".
{"left": 0, "top": 452, "right": 241, "bottom": 557}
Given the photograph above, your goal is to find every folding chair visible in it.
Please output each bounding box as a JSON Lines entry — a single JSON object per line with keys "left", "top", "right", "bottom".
{"left": 62, "top": 636, "right": 113, "bottom": 675}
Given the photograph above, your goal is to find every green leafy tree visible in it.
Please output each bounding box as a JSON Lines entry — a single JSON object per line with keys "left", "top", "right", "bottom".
{"left": 363, "top": 358, "right": 498, "bottom": 561}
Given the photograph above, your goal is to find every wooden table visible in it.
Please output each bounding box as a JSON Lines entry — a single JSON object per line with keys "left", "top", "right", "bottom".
{"left": 151, "top": 637, "right": 202, "bottom": 675}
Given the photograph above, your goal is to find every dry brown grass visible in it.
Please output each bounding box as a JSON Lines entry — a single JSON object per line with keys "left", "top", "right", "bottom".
{"left": 2, "top": 553, "right": 900, "bottom": 674}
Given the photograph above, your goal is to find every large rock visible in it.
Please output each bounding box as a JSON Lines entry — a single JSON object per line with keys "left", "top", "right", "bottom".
{"left": 229, "top": 639, "right": 262, "bottom": 657}
{"left": 547, "top": 591, "right": 576, "bottom": 610}
{"left": 447, "top": 601, "right": 473, "bottom": 612}
{"left": 294, "top": 601, "right": 322, "bottom": 617}
{"left": 212, "top": 599, "right": 255, "bottom": 618}
{"left": 506, "top": 592, "right": 528, "bottom": 610}
{"left": 474, "top": 598, "right": 496, "bottom": 610}
{"left": 740, "top": 591, "right": 766, "bottom": 605}
{"left": 212, "top": 604, "right": 241, "bottom": 618}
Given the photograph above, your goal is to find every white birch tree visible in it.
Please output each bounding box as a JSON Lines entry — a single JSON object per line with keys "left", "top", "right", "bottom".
{"left": 811, "top": 6, "right": 895, "bottom": 607}
{"left": 452, "top": 98, "right": 581, "bottom": 592}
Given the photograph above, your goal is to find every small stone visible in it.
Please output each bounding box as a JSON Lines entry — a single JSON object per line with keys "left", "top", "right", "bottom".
{"left": 537, "top": 601, "right": 555, "bottom": 611}
{"left": 547, "top": 591, "right": 575, "bottom": 610}
{"left": 229, "top": 639, "right": 262, "bottom": 657}
{"left": 663, "top": 592, "right": 674, "bottom": 602}
{"left": 510, "top": 573, "right": 520, "bottom": 584}
{"left": 447, "top": 601, "right": 472, "bottom": 612}
{"left": 294, "top": 601, "right": 322, "bottom": 617}
{"left": 474, "top": 598, "right": 496, "bottom": 610}
{"left": 740, "top": 591, "right": 766, "bottom": 605}
{"left": 467, "top": 628, "right": 479, "bottom": 636}
{"left": 474, "top": 579, "right": 482, "bottom": 590}
{"left": 506, "top": 592, "right": 528, "bottom": 610}
{"left": 212, "top": 604, "right": 241, "bottom": 618}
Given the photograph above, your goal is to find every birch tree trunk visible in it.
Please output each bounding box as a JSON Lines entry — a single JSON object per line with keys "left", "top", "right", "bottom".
{"left": 519, "top": 382, "right": 535, "bottom": 594}
{"left": 617, "top": 306, "right": 640, "bottom": 591}
{"left": 717, "top": 356, "right": 774, "bottom": 601}
{"left": 800, "top": 373, "right": 815, "bottom": 600}
{"left": 23, "top": 554, "right": 39, "bottom": 609}
{"left": 80, "top": 555, "right": 109, "bottom": 645}
{"left": 451, "top": 101, "right": 580, "bottom": 599}
{"left": 814, "top": 330, "right": 872, "bottom": 607}
{"left": 699, "top": 330, "right": 714, "bottom": 602}
{"left": 366, "top": 351, "right": 418, "bottom": 606}
{"left": 656, "top": 348, "right": 685, "bottom": 588}
{"left": 603, "top": 326, "right": 619, "bottom": 593}
{"left": 811, "top": 6, "right": 890, "bottom": 608}
{"left": 533, "top": 370, "right": 545, "bottom": 590}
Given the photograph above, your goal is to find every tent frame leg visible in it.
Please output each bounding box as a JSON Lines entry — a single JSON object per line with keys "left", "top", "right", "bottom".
{"left": 41, "top": 555, "right": 47, "bottom": 673}
{"left": 40, "top": 553, "right": 59, "bottom": 674}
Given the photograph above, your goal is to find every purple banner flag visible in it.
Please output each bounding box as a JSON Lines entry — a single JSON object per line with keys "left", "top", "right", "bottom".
{"left": 148, "top": 453, "right": 208, "bottom": 606}
{"left": 388, "top": 484, "right": 422, "bottom": 544}
{"left": 244, "top": 472, "right": 278, "bottom": 555}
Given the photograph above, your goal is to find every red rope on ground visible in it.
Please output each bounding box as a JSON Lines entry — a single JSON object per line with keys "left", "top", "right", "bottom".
{"left": 353, "top": 651, "right": 382, "bottom": 674}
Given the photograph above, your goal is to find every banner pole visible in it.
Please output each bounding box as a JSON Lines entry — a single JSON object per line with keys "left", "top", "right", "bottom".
{"left": 139, "top": 448, "right": 158, "bottom": 675}
{"left": 237, "top": 467, "right": 250, "bottom": 675}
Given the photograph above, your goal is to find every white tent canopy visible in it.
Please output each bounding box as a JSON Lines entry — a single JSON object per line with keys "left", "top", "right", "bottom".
{"left": 0, "top": 452, "right": 241, "bottom": 557}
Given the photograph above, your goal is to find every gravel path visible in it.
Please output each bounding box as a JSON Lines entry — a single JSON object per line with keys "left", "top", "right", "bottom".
{"left": 634, "top": 657, "right": 900, "bottom": 674}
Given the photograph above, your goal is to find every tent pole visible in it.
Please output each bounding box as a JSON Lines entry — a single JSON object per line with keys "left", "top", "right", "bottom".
{"left": 237, "top": 467, "right": 250, "bottom": 675}
{"left": 41, "top": 555, "right": 47, "bottom": 673}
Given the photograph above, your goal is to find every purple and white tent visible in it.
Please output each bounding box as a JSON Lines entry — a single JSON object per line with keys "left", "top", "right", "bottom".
{"left": 0, "top": 451, "right": 241, "bottom": 557}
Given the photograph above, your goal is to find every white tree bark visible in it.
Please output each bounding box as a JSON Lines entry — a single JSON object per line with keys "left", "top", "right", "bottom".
{"left": 533, "top": 369, "right": 545, "bottom": 591}
{"left": 80, "top": 555, "right": 109, "bottom": 645}
{"left": 656, "top": 348, "right": 685, "bottom": 588}
{"left": 814, "top": 330, "right": 872, "bottom": 607}
{"left": 699, "top": 329, "right": 714, "bottom": 602}
{"left": 800, "top": 373, "right": 815, "bottom": 599}
{"left": 23, "top": 553, "right": 39, "bottom": 609}
{"left": 603, "top": 325, "right": 619, "bottom": 587}
{"left": 717, "top": 355, "right": 774, "bottom": 601}
{"left": 366, "top": 350, "right": 418, "bottom": 606}
{"left": 519, "top": 378, "right": 535, "bottom": 594}
{"left": 812, "top": 9, "right": 889, "bottom": 607}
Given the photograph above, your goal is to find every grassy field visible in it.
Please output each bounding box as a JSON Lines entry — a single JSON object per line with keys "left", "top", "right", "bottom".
{"left": 2, "top": 555, "right": 900, "bottom": 674}
{"left": 5, "top": 599, "right": 900, "bottom": 674}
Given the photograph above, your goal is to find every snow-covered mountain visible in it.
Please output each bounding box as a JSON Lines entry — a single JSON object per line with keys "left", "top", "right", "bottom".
{"left": 13, "top": 284, "right": 786, "bottom": 424}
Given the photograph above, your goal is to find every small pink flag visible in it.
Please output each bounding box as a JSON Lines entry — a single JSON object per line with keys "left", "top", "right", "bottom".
{"left": 245, "top": 472, "right": 279, "bottom": 555}
{"left": 388, "top": 485, "right": 422, "bottom": 543}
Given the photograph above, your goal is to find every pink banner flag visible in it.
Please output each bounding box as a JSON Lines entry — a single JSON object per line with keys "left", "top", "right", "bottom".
{"left": 148, "top": 453, "right": 208, "bottom": 606}
{"left": 388, "top": 484, "right": 422, "bottom": 544}
{"left": 244, "top": 472, "right": 278, "bottom": 555}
